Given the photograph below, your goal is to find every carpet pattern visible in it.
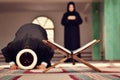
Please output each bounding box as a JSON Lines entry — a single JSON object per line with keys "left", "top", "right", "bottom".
{"left": 0, "top": 62, "right": 120, "bottom": 80}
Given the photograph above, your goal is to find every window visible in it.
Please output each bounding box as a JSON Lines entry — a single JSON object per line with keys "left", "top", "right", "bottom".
{"left": 32, "top": 16, "right": 54, "bottom": 42}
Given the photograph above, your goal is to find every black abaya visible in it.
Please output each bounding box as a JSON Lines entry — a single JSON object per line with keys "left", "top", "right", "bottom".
{"left": 1, "top": 23, "right": 54, "bottom": 67}
{"left": 61, "top": 2, "right": 83, "bottom": 62}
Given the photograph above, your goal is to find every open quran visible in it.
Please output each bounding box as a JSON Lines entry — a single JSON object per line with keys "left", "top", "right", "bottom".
{"left": 42, "top": 39, "right": 102, "bottom": 72}
{"left": 43, "top": 39, "right": 100, "bottom": 54}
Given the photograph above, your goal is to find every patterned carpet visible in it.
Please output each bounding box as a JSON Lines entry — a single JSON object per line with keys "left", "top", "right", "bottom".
{"left": 0, "top": 61, "right": 120, "bottom": 80}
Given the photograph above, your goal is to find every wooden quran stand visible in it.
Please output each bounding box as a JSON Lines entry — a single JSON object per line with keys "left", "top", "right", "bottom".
{"left": 42, "top": 40, "right": 102, "bottom": 73}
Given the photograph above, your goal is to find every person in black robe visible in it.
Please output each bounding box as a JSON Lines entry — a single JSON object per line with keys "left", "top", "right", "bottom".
{"left": 61, "top": 1, "right": 83, "bottom": 62}
{"left": 1, "top": 23, "right": 54, "bottom": 70}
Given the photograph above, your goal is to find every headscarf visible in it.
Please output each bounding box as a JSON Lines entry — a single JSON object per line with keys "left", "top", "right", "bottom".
{"left": 67, "top": 1, "right": 76, "bottom": 12}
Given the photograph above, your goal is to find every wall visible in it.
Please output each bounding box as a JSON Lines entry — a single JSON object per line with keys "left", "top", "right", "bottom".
{"left": 104, "top": 0, "right": 120, "bottom": 60}
{"left": 0, "top": 3, "right": 102, "bottom": 53}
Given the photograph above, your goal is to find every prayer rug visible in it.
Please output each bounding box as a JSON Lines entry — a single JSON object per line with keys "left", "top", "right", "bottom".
{"left": 0, "top": 62, "right": 120, "bottom": 80}
{"left": 0, "top": 67, "right": 120, "bottom": 80}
